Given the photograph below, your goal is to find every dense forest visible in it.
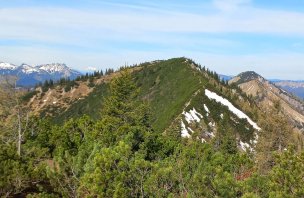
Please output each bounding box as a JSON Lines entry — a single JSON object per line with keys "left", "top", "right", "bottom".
{"left": 1, "top": 66, "right": 304, "bottom": 197}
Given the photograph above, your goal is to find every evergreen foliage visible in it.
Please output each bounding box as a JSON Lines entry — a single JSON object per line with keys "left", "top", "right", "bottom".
{"left": 0, "top": 58, "right": 303, "bottom": 197}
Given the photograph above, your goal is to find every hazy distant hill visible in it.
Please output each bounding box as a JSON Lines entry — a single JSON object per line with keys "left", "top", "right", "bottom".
{"left": 273, "top": 80, "right": 304, "bottom": 100}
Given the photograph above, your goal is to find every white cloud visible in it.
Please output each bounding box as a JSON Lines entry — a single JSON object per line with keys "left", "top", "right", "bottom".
{"left": 213, "top": 0, "right": 251, "bottom": 12}
{"left": 1, "top": 3, "right": 304, "bottom": 80}
{"left": 1, "top": 5, "right": 304, "bottom": 39}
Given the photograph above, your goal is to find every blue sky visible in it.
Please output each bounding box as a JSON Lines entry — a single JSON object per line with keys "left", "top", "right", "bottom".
{"left": 1, "top": 0, "right": 304, "bottom": 79}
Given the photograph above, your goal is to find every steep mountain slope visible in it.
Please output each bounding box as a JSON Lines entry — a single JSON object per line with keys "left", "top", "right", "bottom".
{"left": 229, "top": 71, "right": 304, "bottom": 131}
{"left": 26, "top": 58, "right": 263, "bottom": 151}
{"left": 219, "top": 72, "right": 304, "bottom": 100}
{"left": 0, "top": 62, "right": 82, "bottom": 86}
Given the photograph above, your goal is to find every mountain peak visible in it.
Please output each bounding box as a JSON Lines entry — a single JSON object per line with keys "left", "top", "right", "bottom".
{"left": 0, "top": 62, "right": 81, "bottom": 86}
{"left": 228, "top": 70, "right": 304, "bottom": 131}
{"left": 36, "top": 63, "right": 70, "bottom": 73}
{"left": 230, "top": 71, "right": 264, "bottom": 85}
{"left": 0, "top": 62, "right": 17, "bottom": 70}
{"left": 19, "top": 63, "right": 40, "bottom": 74}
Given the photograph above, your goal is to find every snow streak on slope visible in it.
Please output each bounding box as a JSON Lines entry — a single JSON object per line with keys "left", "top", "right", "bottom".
{"left": 181, "top": 121, "right": 191, "bottom": 138}
{"left": 205, "top": 89, "right": 261, "bottom": 131}
{"left": 204, "top": 104, "right": 210, "bottom": 113}
{"left": 240, "top": 141, "right": 253, "bottom": 152}
{"left": 181, "top": 108, "right": 204, "bottom": 138}
{"left": 183, "top": 108, "right": 203, "bottom": 123}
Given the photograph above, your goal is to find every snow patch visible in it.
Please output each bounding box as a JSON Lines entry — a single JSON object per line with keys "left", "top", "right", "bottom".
{"left": 183, "top": 108, "right": 203, "bottom": 124}
{"left": 250, "top": 133, "right": 259, "bottom": 145}
{"left": 208, "top": 122, "right": 215, "bottom": 127}
{"left": 181, "top": 121, "right": 191, "bottom": 138}
{"left": 188, "top": 127, "right": 194, "bottom": 133}
{"left": 20, "top": 64, "right": 39, "bottom": 74}
{"left": 280, "top": 89, "right": 287, "bottom": 94}
{"left": 205, "top": 89, "right": 261, "bottom": 131}
{"left": 204, "top": 104, "right": 210, "bottom": 115}
{"left": 37, "top": 63, "right": 69, "bottom": 73}
{"left": 240, "top": 141, "right": 253, "bottom": 152}
{"left": 195, "top": 66, "right": 202, "bottom": 72}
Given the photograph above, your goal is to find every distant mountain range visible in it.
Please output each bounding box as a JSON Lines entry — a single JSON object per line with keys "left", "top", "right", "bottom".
{"left": 271, "top": 81, "right": 304, "bottom": 100}
{"left": 0, "top": 62, "right": 82, "bottom": 87}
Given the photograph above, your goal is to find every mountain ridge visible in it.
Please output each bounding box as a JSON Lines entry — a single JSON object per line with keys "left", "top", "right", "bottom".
{"left": 3, "top": 58, "right": 304, "bottom": 197}
{"left": 24, "top": 58, "right": 265, "bottom": 152}
{"left": 221, "top": 72, "right": 304, "bottom": 100}
{"left": 0, "top": 61, "right": 82, "bottom": 86}
{"left": 229, "top": 71, "right": 304, "bottom": 132}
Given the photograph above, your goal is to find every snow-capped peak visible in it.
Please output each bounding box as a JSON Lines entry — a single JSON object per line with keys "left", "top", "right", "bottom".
{"left": 0, "top": 61, "right": 81, "bottom": 86}
{"left": 19, "top": 64, "right": 39, "bottom": 74}
{"left": 0, "top": 62, "right": 17, "bottom": 70}
{"left": 36, "top": 63, "right": 70, "bottom": 73}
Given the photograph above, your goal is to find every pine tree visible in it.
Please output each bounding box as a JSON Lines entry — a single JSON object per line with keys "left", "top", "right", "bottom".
{"left": 268, "top": 148, "right": 304, "bottom": 197}
{"left": 256, "top": 101, "right": 292, "bottom": 173}
{"left": 49, "top": 79, "right": 54, "bottom": 87}
{"left": 78, "top": 70, "right": 153, "bottom": 197}
{"left": 94, "top": 70, "right": 150, "bottom": 148}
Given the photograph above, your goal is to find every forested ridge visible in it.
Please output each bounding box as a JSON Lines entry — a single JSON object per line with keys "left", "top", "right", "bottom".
{"left": 1, "top": 58, "right": 304, "bottom": 197}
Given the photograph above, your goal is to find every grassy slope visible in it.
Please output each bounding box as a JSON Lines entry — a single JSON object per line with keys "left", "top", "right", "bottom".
{"left": 53, "top": 58, "right": 204, "bottom": 132}
{"left": 52, "top": 83, "right": 109, "bottom": 124}
{"left": 134, "top": 58, "right": 204, "bottom": 132}
{"left": 48, "top": 58, "right": 258, "bottom": 142}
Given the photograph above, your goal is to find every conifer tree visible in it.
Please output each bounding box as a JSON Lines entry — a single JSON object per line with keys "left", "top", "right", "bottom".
{"left": 94, "top": 70, "right": 151, "bottom": 148}
{"left": 256, "top": 101, "right": 292, "bottom": 173}
{"left": 79, "top": 70, "right": 153, "bottom": 197}
{"left": 268, "top": 147, "right": 304, "bottom": 197}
